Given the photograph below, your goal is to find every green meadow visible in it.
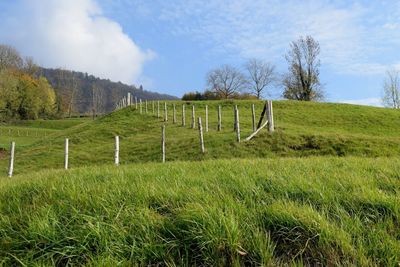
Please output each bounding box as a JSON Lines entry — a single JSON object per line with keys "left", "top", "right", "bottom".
{"left": 0, "top": 100, "right": 399, "bottom": 266}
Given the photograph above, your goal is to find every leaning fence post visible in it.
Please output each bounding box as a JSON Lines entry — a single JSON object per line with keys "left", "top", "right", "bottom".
{"left": 182, "top": 105, "right": 186, "bottom": 126}
{"left": 267, "top": 100, "right": 274, "bottom": 132}
{"left": 157, "top": 101, "right": 160, "bottom": 118}
{"left": 161, "top": 125, "right": 166, "bottom": 163}
{"left": 198, "top": 117, "right": 205, "bottom": 153}
{"left": 8, "top": 141, "right": 15, "bottom": 177}
{"left": 235, "top": 107, "right": 240, "bottom": 142}
{"left": 64, "top": 138, "right": 69, "bottom": 170}
{"left": 173, "top": 104, "right": 177, "bottom": 124}
{"left": 164, "top": 102, "right": 168, "bottom": 122}
{"left": 251, "top": 103, "right": 256, "bottom": 132}
{"left": 115, "top": 136, "right": 119, "bottom": 166}
{"left": 218, "top": 105, "right": 222, "bottom": 131}
{"left": 191, "top": 105, "right": 195, "bottom": 129}
{"left": 205, "top": 105, "right": 209, "bottom": 132}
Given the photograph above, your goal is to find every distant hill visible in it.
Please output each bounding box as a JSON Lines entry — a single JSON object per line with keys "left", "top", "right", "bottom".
{"left": 38, "top": 68, "right": 178, "bottom": 115}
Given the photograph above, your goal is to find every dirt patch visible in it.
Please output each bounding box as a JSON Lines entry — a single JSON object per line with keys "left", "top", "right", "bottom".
{"left": 0, "top": 148, "right": 7, "bottom": 159}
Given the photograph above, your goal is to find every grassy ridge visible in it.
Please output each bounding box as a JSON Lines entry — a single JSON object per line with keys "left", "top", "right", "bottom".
{"left": 0, "top": 157, "right": 399, "bottom": 265}
{"left": 1, "top": 100, "right": 400, "bottom": 176}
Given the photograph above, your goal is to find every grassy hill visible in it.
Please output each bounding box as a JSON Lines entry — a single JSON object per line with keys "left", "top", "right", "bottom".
{"left": 1, "top": 100, "right": 400, "bottom": 176}
{"left": 0, "top": 157, "right": 399, "bottom": 265}
{"left": 0, "top": 100, "right": 399, "bottom": 265}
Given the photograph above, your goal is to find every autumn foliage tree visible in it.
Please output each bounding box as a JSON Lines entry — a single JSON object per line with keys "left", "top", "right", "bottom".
{"left": 0, "top": 44, "right": 56, "bottom": 121}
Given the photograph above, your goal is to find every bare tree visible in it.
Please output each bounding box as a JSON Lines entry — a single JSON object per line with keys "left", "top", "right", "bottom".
{"left": 283, "top": 35, "right": 324, "bottom": 101}
{"left": 382, "top": 69, "right": 400, "bottom": 109}
{"left": 23, "top": 57, "right": 39, "bottom": 76}
{"left": 54, "top": 68, "right": 78, "bottom": 117}
{"left": 91, "top": 84, "right": 105, "bottom": 119}
{"left": 245, "top": 59, "right": 275, "bottom": 99}
{"left": 207, "top": 65, "right": 247, "bottom": 99}
{"left": 0, "top": 44, "right": 23, "bottom": 71}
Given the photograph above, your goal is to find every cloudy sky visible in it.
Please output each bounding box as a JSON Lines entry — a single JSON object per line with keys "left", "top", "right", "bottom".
{"left": 1, "top": 0, "right": 399, "bottom": 105}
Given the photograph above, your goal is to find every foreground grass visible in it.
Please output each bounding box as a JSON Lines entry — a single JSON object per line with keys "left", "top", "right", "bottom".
{"left": 1, "top": 100, "right": 400, "bottom": 176}
{"left": 0, "top": 157, "right": 399, "bottom": 266}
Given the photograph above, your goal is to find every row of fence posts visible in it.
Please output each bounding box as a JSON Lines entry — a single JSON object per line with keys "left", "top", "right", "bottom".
{"left": 0, "top": 128, "right": 47, "bottom": 138}
{"left": 5, "top": 96, "right": 274, "bottom": 177}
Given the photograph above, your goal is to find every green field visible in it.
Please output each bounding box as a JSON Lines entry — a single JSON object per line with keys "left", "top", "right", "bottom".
{"left": 1, "top": 100, "right": 400, "bottom": 176}
{"left": 0, "top": 158, "right": 399, "bottom": 265}
{"left": 0, "top": 118, "right": 88, "bottom": 148}
{"left": 0, "top": 100, "right": 399, "bottom": 266}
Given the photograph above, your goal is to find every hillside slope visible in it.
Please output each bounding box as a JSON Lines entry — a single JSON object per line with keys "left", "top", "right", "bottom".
{"left": 1, "top": 100, "right": 400, "bottom": 176}
{"left": 0, "top": 158, "right": 399, "bottom": 265}
{"left": 39, "top": 68, "right": 178, "bottom": 114}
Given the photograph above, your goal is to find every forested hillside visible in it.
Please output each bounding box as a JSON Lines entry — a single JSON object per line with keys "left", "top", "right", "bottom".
{"left": 39, "top": 68, "right": 178, "bottom": 116}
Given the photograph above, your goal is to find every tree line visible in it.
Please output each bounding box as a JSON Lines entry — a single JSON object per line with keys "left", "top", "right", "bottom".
{"left": 0, "top": 44, "right": 178, "bottom": 121}
{"left": 183, "top": 35, "right": 323, "bottom": 101}
{"left": 0, "top": 45, "right": 57, "bottom": 121}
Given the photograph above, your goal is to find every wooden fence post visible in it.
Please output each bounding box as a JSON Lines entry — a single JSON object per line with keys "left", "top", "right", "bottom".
{"left": 218, "top": 105, "right": 222, "bottom": 131}
{"left": 135, "top": 96, "right": 138, "bottom": 109}
{"left": 267, "top": 100, "right": 274, "bottom": 132}
{"left": 191, "top": 105, "right": 195, "bottom": 129}
{"left": 205, "top": 105, "right": 208, "bottom": 132}
{"left": 145, "top": 100, "right": 148, "bottom": 113}
{"left": 161, "top": 125, "right": 165, "bottom": 163}
{"left": 8, "top": 142, "right": 15, "bottom": 177}
{"left": 139, "top": 99, "right": 143, "bottom": 114}
{"left": 64, "top": 138, "right": 69, "bottom": 170}
{"left": 251, "top": 104, "right": 256, "bottom": 132}
{"left": 115, "top": 136, "right": 119, "bottom": 166}
{"left": 235, "top": 107, "right": 240, "bottom": 142}
{"left": 173, "top": 104, "right": 176, "bottom": 124}
{"left": 182, "top": 105, "right": 186, "bottom": 126}
{"left": 198, "top": 117, "right": 205, "bottom": 153}
{"left": 164, "top": 102, "right": 168, "bottom": 122}
{"left": 152, "top": 101, "right": 155, "bottom": 115}
{"left": 157, "top": 101, "right": 160, "bottom": 118}
{"left": 127, "top": 92, "right": 131, "bottom": 106}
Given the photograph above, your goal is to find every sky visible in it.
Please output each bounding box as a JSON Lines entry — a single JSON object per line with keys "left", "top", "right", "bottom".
{"left": 1, "top": 0, "right": 399, "bottom": 105}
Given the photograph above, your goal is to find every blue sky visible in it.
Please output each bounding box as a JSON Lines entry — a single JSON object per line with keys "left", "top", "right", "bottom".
{"left": 1, "top": 0, "right": 400, "bottom": 105}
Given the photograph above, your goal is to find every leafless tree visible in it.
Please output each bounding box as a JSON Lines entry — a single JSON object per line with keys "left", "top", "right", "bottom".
{"left": 245, "top": 59, "right": 275, "bottom": 99}
{"left": 207, "top": 65, "right": 247, "bottom": 99}
{"left": 54, "top": 68, "right": 78, "bottom": 117}
{"left": 382, "top": 68, "right": 400, "bottom": 109}
{"left": 0, "top": 44, "right": 23, "bottom": 71}
{"left": 91, "top": 84, "right": 105, "bottom": 119}
{"left": 23, "top": 57, "right": 39, "bottom": 76}
{"left": 283, "top": 35, "right": 324, "bottom": 101}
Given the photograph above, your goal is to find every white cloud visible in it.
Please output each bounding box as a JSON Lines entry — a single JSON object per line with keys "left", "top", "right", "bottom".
{"left": 339, "top": 98, "right": 383, "bottom": 107}
{"left": 0, "top": 0, "right": 154, "bottom": 84}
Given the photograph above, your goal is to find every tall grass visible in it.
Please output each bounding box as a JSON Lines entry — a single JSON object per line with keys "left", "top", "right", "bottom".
{"left": 0, "top": 157, "right": 399, "bottom": 265}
